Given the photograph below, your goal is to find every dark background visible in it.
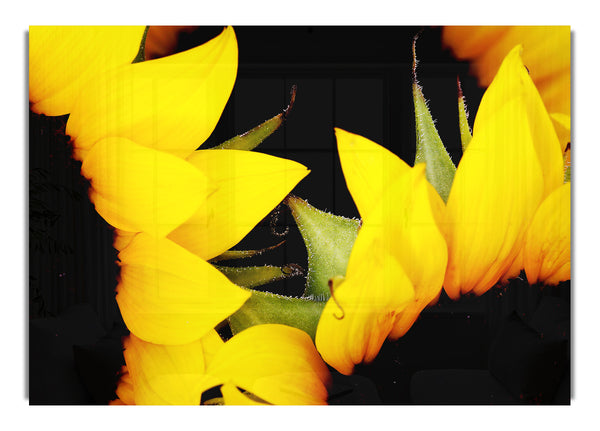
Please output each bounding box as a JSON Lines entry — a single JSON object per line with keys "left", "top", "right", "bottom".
{"left": 29, "top": 26, "right": 570, "bottom": 405}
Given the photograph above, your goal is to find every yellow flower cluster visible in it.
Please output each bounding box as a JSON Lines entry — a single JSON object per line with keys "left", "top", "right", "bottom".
{"left": 29, "top": 26, "right": 331, "bottom": 405}
{"left": 314, "top": 44, "right": 570, "bottom": 376}
{"left": 30, "top": 25, "right": 571, "bottom": 403}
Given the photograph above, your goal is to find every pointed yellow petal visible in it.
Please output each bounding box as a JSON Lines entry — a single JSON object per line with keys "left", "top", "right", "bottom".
{"left": 167, "top": 149, "right": 309, "bottom": 260}
{"left": 221, "top": 383, "right": 269, "bottom": 405}
{"left": 206, "top": 324, "right": 331, "bottom": 405}
{"left": 29, "top": 26, "right": 146, "bottom": 116}
{"left": 66, "top": 26, "right": 238, "bottom": 159}
{"left": 122, "top": 334, "right": 207, "bottom": 405}
{"left": 524, "top": 182, "right": 571, "bottom": 285}
{"left": 443, "top": 47, "right": 551, "bottom": 299}
{"left": 344, "top": 161, "right": 447, "bottom": 340}
{"left": 116, "top": 233, "right": 250, "bottom": 345}
{"left": 316, "top": 249, "right": 414, "bottom": 375}
{"left": 335, "top": 128, "right": 410, "bottom": 219}
{"left": 472, "top": 45, "right": 563, "bottom": 198}
{"left": 81, "top": 137, "right": 210, "bottom": 236}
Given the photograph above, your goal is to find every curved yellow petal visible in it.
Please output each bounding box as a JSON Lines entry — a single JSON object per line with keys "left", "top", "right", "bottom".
{"left": 167, "top": 149, "right": 309, "bottom": 260}
{"left": 444, "top": 101, "right": 544, "bottom": 298}
{"left": 369, "top": 165, "right": 447, "bottom": 339}
{"left": 81, "top": 137, "right": 210, "bottom": 236}
{"left": 316, "top": 249, "right": 414, "bottom": 375}
{"left": 206, "top": 324, "right": 331, "bottom": 405}
{"left": 524, "top": 182, "right": 571, "bottom": 285}
{"left": 116, "top": 233, "right": 250, "bottom": 345}
{"left": 29, "top": 26, "right": 146, "bottom": 116}
{"left": 472, "top": 45, "right": 563, "bottom": 199}
{"left": 67, "top": 26, "right": 238, "bottom": 160}
{"left": 122, "top": 334, "right": 208, "bottom": 405}
{"left": 443, "top": 46, "right": 555, "bottom": 299}
{"left": 335, "top": 127, "right": 410, "bottom": 219}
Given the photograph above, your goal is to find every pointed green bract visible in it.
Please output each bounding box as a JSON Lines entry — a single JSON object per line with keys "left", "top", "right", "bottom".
{"left": 228, "top": 290, "right": 326, "bottom": 340}
{"left": 214, "top": 264, "right": 304, "bottom": 289}
{"left": 412, "top": 37, "right": 456, "bottom": 202}
{"left": 209, "top": 240, "right": 285, "bottom": 263}
{"left": 457, "top": 77, "right": 472, "bottom": 153}
{"left": 285, "top": 195, "right": 360, "bottom": 298}
{"left": 131, "top": 26, "right": 149, "bottom": 64}
{"left": 413, "top": 81, "right": 456, "bottom": 202}
{"left": 213, "top": 86, "right": 297, "bottom": 151}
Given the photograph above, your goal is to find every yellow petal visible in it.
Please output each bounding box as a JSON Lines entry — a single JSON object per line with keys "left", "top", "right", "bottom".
{"left": 316, "top": 247, "right": 414, "bottom": 375}
{"left": 116, "top": 233, "right": 250, "bottom": 345}
{"left": 167, "top": 149, "right": 309, "bottom": 260}
{"left": 444, "top": 102, "right": 544, "bottom": 298}
{"left": 66, "top": 26, "right": 238, "bottom": 160}
{"left": 80, "top": 137, "right": 210, "bottom": 237}
{"left": 29, "top": 26, "right": 146, "bottom": 116}
{"left": 342, "top": 157, "right": 447, "bottom": 340}
{"left": 443, "top": 47, "right": 554, "bottom": 299}
{"left": 206, "top": 324, "right": 331, "bottom": 405}
{"left": 334, "top": 128, "right": 410, "bottom": 219}
{"left": 472, "top": 45, "right": 563, "bottom": 199}
{"left": 122, "top": 334, "right": 208, "bottom": 405}
{"left": 524, "top": 182, "right": 571, "bottom": 285}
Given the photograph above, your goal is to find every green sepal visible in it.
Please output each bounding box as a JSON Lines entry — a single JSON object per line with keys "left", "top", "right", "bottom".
{"left": 457, "top": 77, "right": 472, "bottom": 153}
{"left": 564, "top": 146, "right": 571, "bottom": 183}
{"left": 412, "top": 37, "right": 456, "bottom": 202}
{"left": 213, "top": 86, "right": 297, "bottom": 151}
{"left": 214, "top": 263, "right": 304, "bottom": 289}
{"left": 209, "top": 240, "right": 285, "bottom": 263}
{"left": 285, "top": 195, "right": 360, "bottom": 299}
{"left": 228, "top": 289, "right": 326, "bottom": 341}
{"left": 131, "top": 26, "right": 150, "bottom": 64}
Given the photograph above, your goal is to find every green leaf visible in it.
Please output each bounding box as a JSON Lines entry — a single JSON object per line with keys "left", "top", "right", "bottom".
{"left": 457, "top": 77, "right": 472, "bottom": 153}
{"left": 214, "top": 263, "right": 304, "bottom": 289}
{"left": 228, "top": 289, "right": 326, "bottom": 341}
{"left": 213, "top": 85, "right": 297, "bottom": 151}
{"left": 131, "top": 26, "right": 149, "bottom": 64}
{"left": 209, "top": 240, "right": 285, "bottom": 263}
{"left": 412, "top": 36, "right": 456, "bottom": 202}
{"left": 285, "top": 195, "right": 360, "bottom": 299}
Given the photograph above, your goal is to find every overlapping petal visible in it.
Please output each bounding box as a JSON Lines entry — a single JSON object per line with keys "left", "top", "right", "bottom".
{"left": 199, "top": 324, "right": 331, "bottom": 405}
{"left": 80, "top": 137, "right": 211, "bottom": 237}
{"left": 443, "top": 45, "right": 564, "bottom": 299}
{"left": 122, "top": 333, "right": 211, "bottom": 405}
{"left": 316, "top": 129, "right": 447, "bottom": 374}
{"left": 167, "top": 149, "right": 309, "bottom": 260}
{"left": 524, "top": 182, "right": 571, "bottom": 285}
{"left": 116, "top": 232, "right": 250, "bottom": 345}
{"left": 29, "top": 26, "right": 146, "bottom": 116}
{"left": 66, "top": 26, "right": 238, "bottom": 161}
